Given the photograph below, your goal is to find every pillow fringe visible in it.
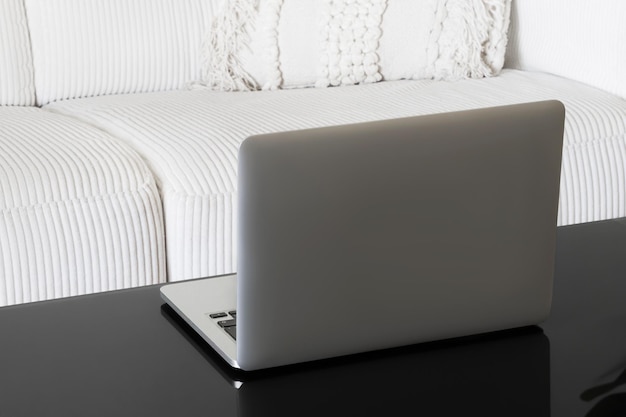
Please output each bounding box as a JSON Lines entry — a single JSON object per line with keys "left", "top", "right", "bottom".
{"left": 196, "top": 0, "right": 259, "bottom": 91}
{"left": 483, "top": 0, "right": 512, "bottom": 74}
{"left": 430, "top": 0, "right": 509, "bottom": 80}
{"left": 261, "top": 0, "right": 285, "bottom": 90}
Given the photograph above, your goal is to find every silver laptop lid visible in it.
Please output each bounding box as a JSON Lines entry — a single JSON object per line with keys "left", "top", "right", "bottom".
{"left": 236, "top": 101, "right": 565, "bottom": 370}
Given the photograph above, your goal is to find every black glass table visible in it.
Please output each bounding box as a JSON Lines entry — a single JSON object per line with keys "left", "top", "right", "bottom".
{"left": 1, "top": 219, "right": 625, "bottom": 416}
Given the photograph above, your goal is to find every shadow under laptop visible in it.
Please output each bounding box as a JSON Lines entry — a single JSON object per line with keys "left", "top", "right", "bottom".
{"left": 161, "top": 304, "right": 550, "bottom": 417}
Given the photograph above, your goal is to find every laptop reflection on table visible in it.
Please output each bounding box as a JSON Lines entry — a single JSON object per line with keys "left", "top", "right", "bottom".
{"left": 162, "top": 303, "right": 550, "bottom": 417}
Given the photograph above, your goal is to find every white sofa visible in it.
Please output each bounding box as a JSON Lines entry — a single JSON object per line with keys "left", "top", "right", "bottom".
{"left": 1, "top": 0, "right": 625, "bottom": 307}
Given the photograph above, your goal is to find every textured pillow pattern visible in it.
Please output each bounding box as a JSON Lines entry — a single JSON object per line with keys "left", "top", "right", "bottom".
{"left": 198, "top": 0, "right": 511, "bottom": 91}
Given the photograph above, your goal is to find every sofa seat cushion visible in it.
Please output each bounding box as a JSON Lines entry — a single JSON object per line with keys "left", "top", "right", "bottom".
{"left": 45, "top": 69, "right": 626, "bottom": 281}
{"left": 0, "top": 107, "right": 165, "bottom": 306}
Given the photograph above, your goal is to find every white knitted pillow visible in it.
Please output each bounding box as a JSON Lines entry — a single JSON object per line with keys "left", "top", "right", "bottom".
{"left": 197, "top": 0, "right": 511, "bottom": 91}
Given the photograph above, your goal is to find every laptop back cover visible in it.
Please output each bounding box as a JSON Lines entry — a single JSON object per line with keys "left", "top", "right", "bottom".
{"left": 237, "top": 101, "right": 564, "bottom": 370}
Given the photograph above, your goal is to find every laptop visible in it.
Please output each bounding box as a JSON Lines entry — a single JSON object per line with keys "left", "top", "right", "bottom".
{"left": 161, "top": 100, "right": 565, "bottom": 371}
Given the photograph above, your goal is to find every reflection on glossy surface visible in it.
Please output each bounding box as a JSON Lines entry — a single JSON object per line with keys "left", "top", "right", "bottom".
{"left": 545, "top": 219, "right": 626, "bottom": 416}
{"left": 582, "top": 368, "right": 626, "bottom": 417}
{"left": 162, "top": 304, "right": 550, "bottom": 417}
{"left": 1, "top": 218, "right": 626, "bottom": 416}
{"left": 585, "top": 394, "right": 626, "bottom": 417}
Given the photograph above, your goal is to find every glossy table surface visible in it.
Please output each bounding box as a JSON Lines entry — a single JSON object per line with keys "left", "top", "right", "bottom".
{"left": 1, "top": 219, "right": 625, "bottom": 416}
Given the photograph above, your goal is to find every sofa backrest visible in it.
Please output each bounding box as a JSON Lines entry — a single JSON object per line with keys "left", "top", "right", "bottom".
{"left": 505, "top": 0, "right": 626, "bottom": 100}
{"left": 0, "top": 0, "right": 36, "bottom": 106}
{"left": 24, "top": 0, "right": 220, "bottom": 105}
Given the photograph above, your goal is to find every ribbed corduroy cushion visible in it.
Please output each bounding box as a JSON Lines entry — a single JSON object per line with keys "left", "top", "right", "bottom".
{"left": 505, "top": 0, "right": 626, "bottom": 100}
{"left": 24, "top": 0, "right": 218, "bottom": 105}
{"left": 0, "top": 0, "right": 36, "bottom": 106}
{"left": 0, "top": 107, "right": 166, "bottom": 306}
{"left": 46, "top": 70, "right": 626, "bottom": 281}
